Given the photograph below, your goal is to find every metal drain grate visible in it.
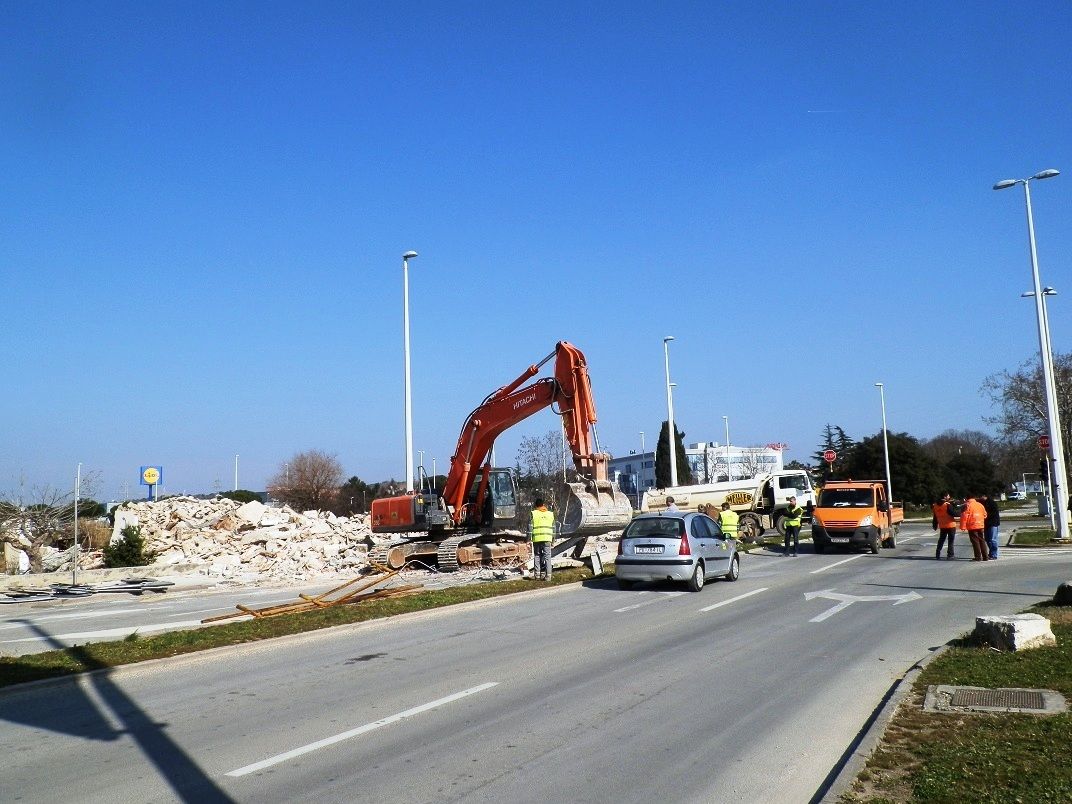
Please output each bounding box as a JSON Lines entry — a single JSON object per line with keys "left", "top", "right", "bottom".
{"left": 949, "top": 688, "right": 1045, "bottom": 710}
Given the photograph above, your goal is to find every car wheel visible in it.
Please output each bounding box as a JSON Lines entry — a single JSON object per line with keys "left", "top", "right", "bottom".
{"left": 616, "top": 577, "right": 633, "bottom": 590}
{"left": 686, "top": 561, "right": 705, "bottom": 592}
{"left": 725, "top": 554, "right": 740, "bottom": 581}
{"left": 883, "top": 530, "right": 897, "bottom": 549}
{"left": 774, "top": 514, "right": 786, "bottom": 536}
{"left": 738, "top": 514, "right": 763, "bottom": 543}
{"left": 869, "top": 534, "right": 880, "bottom": 554}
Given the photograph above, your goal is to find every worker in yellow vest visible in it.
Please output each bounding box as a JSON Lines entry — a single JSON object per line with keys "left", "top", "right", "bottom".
{"left": 783, "top": 496, "right": 804, "bottom": 556}
{"left": 529, "top": 497, "right": 555, "bottom": 580}
{"left": 718, "top": 502, "right": 740, "bottom": 540}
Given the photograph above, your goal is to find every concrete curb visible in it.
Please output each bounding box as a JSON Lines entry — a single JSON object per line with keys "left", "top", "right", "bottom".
{"left": 816, "top": 645, "right": 948, "bottom": 803}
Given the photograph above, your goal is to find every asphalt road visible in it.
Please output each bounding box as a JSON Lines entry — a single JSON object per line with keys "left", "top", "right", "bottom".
{"left": 2, "top": 523, "right": 1070, "bottom": 803}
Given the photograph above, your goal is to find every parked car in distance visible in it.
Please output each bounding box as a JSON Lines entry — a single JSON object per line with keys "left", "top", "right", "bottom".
{"left": 614, "top": 511, "right": 740, "bottom": 592}
{"left": 1008, "top": 490, "right": 1027, "bottom": 501}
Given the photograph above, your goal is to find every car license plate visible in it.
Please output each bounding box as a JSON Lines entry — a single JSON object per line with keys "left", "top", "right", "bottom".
{"left": 830, "top": 537, "right": 850, "bottom": 543}
{"left": 634, "top": 546, "right": 664, "bottom": 554}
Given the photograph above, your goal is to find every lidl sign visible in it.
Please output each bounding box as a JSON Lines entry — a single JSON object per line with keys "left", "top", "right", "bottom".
{"left": 140, "top": 465, "right": 163, "bottom": 486}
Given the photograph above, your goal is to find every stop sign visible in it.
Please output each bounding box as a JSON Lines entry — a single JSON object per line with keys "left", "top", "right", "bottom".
{"left": 823, "top": 449, "right": 836, "bottom": 463}
{"left": 1039, "top": 435, "right": 1051, "bottom": 451}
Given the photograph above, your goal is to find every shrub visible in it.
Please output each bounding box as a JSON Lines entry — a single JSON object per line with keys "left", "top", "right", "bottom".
{"left": 102, "top": 525, "right": 153, "bottom": 568}
{"left": 79, "top": 520, "right": 112, "bottom": 550}
{"left": 220, "top": 490, "right": 262, "bottom": 504}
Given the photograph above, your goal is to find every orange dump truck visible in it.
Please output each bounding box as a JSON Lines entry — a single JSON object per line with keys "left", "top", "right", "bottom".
{"left": 811, "top": 480, "right": 903, "bottom": 554}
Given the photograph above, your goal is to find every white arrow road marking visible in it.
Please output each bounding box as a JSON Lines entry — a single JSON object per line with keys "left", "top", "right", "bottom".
{"left": 805, "top": 589, "right": 922, "bottom": 622}
{"left": 614, "top": 591, "right": 685, "bottom": 613}
{"left": 226, "top": 682, "right": 499, "bottom": 777}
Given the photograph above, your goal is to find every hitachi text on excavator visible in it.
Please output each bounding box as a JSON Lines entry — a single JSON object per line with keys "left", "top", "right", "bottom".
{"left": 369, "top": 341, "right": 633, "bottom": 570}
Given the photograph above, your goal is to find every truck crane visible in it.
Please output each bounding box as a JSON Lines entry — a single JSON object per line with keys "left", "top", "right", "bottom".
{"left": 370, "top": 341, "right": 633, "bottom": 570}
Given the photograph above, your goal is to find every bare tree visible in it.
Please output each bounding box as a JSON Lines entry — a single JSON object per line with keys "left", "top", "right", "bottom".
{"left": 0, "top": 472, "right": 102, "bottom": 573}
{"left": 516, "top": 430, "right": 569, "bottom": 511}
{"left": 982, "top": 352, "right": 1072, "bottom": 469}
{"left": 737, "top": 448, "right": 773, "bottom": 479}
{"left": 267, "top": 450, "right": 344, "bottom": 511}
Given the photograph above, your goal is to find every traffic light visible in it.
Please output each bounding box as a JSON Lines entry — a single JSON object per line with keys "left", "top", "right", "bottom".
{"left": 1040, "top": 458, "right": 1049, "bottom": 480}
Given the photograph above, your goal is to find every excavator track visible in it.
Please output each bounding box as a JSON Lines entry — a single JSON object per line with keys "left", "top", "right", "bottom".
{"left": 436, "top": 535, "right": 469, "bottom": 573}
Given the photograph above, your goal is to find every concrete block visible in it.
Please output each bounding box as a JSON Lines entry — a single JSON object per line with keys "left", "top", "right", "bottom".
{"left": 1054, "top": 581, "right": 1072, "bottom": 606}
{"left": 975, "top": 614, "right": 1056, "bottom": 651}
{"left": 236, "top": 500, "right": 267, "bottom": 524}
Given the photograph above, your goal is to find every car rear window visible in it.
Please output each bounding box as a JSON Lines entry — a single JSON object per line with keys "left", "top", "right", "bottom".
{"left": 623, "top": 518, "right": 684, "bottom": 539}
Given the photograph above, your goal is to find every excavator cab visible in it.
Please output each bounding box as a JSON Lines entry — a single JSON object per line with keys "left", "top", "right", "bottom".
{"left": 467, "top": 468, "right": 518, "bottom": 531}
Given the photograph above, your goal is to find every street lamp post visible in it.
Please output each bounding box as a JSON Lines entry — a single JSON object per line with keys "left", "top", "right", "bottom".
{"left": 402, "top": 250, "right": 418, "bottom": 493}
{"left": 234, "top": 454, "right": 239, "bottom": 491}
{"left": 995, "top": 169, "right": 1069, "bottom": 538}
{"left": 876, "top": 383, "right": 893, "bottom": 505}
{"left": 663, "top": 336, "right": 677, "bottom": 487}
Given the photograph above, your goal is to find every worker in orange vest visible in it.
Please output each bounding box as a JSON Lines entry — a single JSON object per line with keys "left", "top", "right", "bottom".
{"left": 931, "top": 493, "right": 958, "bottom": 560}
{"left": 959, "top": 493, "right": 989, "bottom": 561}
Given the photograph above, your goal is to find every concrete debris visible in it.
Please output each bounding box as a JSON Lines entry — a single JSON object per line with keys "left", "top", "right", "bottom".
{"left": 974, "top": 613, "right": 1056, "bottom": 652}
{"left": 86, "top": 496, "right": 381, "bottom": 582}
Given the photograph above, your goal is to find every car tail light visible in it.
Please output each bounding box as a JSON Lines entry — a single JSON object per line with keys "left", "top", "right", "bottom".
{"left": 617, "top": 538, "right": 624, "bottom": 556}
{"left": 678, "top": 530, "right": 691, "bottom": 556}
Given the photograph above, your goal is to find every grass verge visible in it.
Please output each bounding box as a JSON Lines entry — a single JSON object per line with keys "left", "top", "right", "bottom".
{"left": 1013, "top": 527, "right": 1058, "bottom": 546}
{"left": 841, "top": 603, "right": 1072, "bottom": 803}
{"left": 0, "top": 567, "right": 597, "bottom": 689}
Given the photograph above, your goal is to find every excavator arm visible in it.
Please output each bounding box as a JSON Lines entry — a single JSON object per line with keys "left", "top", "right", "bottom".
{"left": 442, "top": 341, "right": 609, "bottom": 525}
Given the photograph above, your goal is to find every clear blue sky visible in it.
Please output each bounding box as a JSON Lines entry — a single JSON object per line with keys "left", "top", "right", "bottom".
{"left": 3, "top": 2, "right": 1070, "bottom": 500}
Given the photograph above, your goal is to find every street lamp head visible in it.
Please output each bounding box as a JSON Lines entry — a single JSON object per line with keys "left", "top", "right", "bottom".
{"left": 402, "top": 251, "right": 418, "bottom": 260}
{"left": 875, "top": 382, "right": 884, "bottom": 388}
{"left": 663, "top": 335, "right": 674, "bottom": 343}
{"left": 1032, "top": 169, "right": 1060, "bottom": 181}
{"left": 993, "top": 179, "right": 1019, "bottom": 190}
{"left": 1043, "top": 287, "right": 1057, "bottom": 296}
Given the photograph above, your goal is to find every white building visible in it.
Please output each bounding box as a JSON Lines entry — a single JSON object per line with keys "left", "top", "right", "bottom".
{"left": 609, "top": 442, "right": 784, "bottom": 505}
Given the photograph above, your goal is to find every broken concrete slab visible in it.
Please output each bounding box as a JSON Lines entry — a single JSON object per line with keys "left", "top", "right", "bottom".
{"left": 974, "top": 613, "right": 1056, "bottom": 651}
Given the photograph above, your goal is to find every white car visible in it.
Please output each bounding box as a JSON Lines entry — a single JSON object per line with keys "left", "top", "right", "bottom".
{"left": 1008, "top": 490, "right": 1027, "bottom": 501}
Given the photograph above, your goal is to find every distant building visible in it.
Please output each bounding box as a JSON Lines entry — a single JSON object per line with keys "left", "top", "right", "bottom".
{"left": 609, "top": 442, "right": 784, "bottom": 504}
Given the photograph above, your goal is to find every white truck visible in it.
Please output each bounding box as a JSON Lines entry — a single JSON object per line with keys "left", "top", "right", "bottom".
{"left": 640, "top": 470, "right": 816, "bottom": 541}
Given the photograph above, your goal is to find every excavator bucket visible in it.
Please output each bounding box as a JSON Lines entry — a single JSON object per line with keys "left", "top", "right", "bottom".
{"left": 558, "top": 479, "right": 634, "bottom": 537}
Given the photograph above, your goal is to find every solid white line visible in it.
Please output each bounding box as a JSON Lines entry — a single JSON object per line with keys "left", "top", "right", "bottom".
{"left": 614, "top": 592, "right": 685, "bottom": 613}
{"left": 0, "top": 607, "right": 161, "bottom": 630}
{"left": 698, "top": 587, "right": 769, "bottom": 613}
{"left": 2, "top": 620, "right": 205, "bottom": 644}
{"left": 225, "top": 682, "right": 500, "bottom": 777}
{"left": 810, "top": 554, "right": 866, "bottom": 574}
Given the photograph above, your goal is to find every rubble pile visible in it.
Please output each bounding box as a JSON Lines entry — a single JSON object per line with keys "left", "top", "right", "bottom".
{"left": 109, "top": 497, "right": 379, "bottom": 581}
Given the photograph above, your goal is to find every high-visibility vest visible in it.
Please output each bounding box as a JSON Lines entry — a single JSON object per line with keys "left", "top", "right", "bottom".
{"left": 932, "top": 502, "right": 957, "bottom": 530}
{"left": 784, "top": 505, "right": 804, "bottom": 527}
{"left": 719, "top": 509, "right": 739, "bottom": 537}
{"left": 531, "top": 508, "right": 554, "bottom": 542}
{"left": 960, "top": 499, "right": 986, "bottom": 530}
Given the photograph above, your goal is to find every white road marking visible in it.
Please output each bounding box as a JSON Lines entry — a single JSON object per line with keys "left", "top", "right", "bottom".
{"left": 225, "top": 682, "right": 500, "bottom": 777}
{"left": 0, "top": 607, "right": 162, "bottom": 630}
{"left": 810, "top": 554, "right": 867, "bottom": 574}
{"left": 1, "top": 620, "right": 205, "bottom": 644}
{"left": 698, "top": 587, "right": 769, "bottom": 612}
{"left": 804, "top": 589, "right": 921, "bottom": 622}
{"left": 614, "top": 591, "right": 686, "bottom": 612}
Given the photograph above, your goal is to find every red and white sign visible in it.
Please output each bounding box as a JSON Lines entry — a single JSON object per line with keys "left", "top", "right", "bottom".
{"left": 823, "top": 449, "right": 837, "bottom": 463}
{"left": 1038, "top": 435, "right": 1051, "bottom": 451}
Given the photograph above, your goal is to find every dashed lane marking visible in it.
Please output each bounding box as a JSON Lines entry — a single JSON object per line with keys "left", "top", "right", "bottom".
{"left": 614, "top": 591, "right": 686, "bottom": 613}
{"left": 226, "top": 682, "right": 500, "bottom": 777}
{"left": 810, "top": 554, "right": 867, "bottom": 574}
{"left": 698, "top": 587, "right": 769, "bottom": 613}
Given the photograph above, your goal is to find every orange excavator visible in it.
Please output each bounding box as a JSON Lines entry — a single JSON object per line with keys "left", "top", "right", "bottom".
{"left": 370, "top": 341, "right": 633, "bottom": 570}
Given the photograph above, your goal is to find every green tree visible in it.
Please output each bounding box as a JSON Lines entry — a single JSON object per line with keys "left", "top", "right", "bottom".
{"left": 812, "top": 424, "right": 850, "bottom": 484}
{"left": 842, "top": 432, "right": 943, "bottom": 505}
{"left": 102, "top": 525, "right": 153, "bottom": 568}
{"left": 941, "top": 452, "right": 1002, "bottom": 499}
{"left": 337, "top": 476, "right": 378, "bottom": 514}
{"left": 655, "top": 420, "right": 694, "bottom": 488}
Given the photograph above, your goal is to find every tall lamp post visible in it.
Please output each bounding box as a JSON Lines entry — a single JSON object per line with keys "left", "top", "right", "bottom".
{"left": 663, "top": 336, "right": 678, "bottom": 487}
{"left": 995, "top": 169, "right": 1069, "bottom": 538}
{"left": 402, "top": 250, "right": 418, "bottom": 492}
{"left": 875, "top": 383, "right": 893, "bottom": 505}
{"left": 660, "top": 336, "right": 677, "bottom": 488}
{"left": 1022, "top": 286, "right": 1063, "bottom": 527}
